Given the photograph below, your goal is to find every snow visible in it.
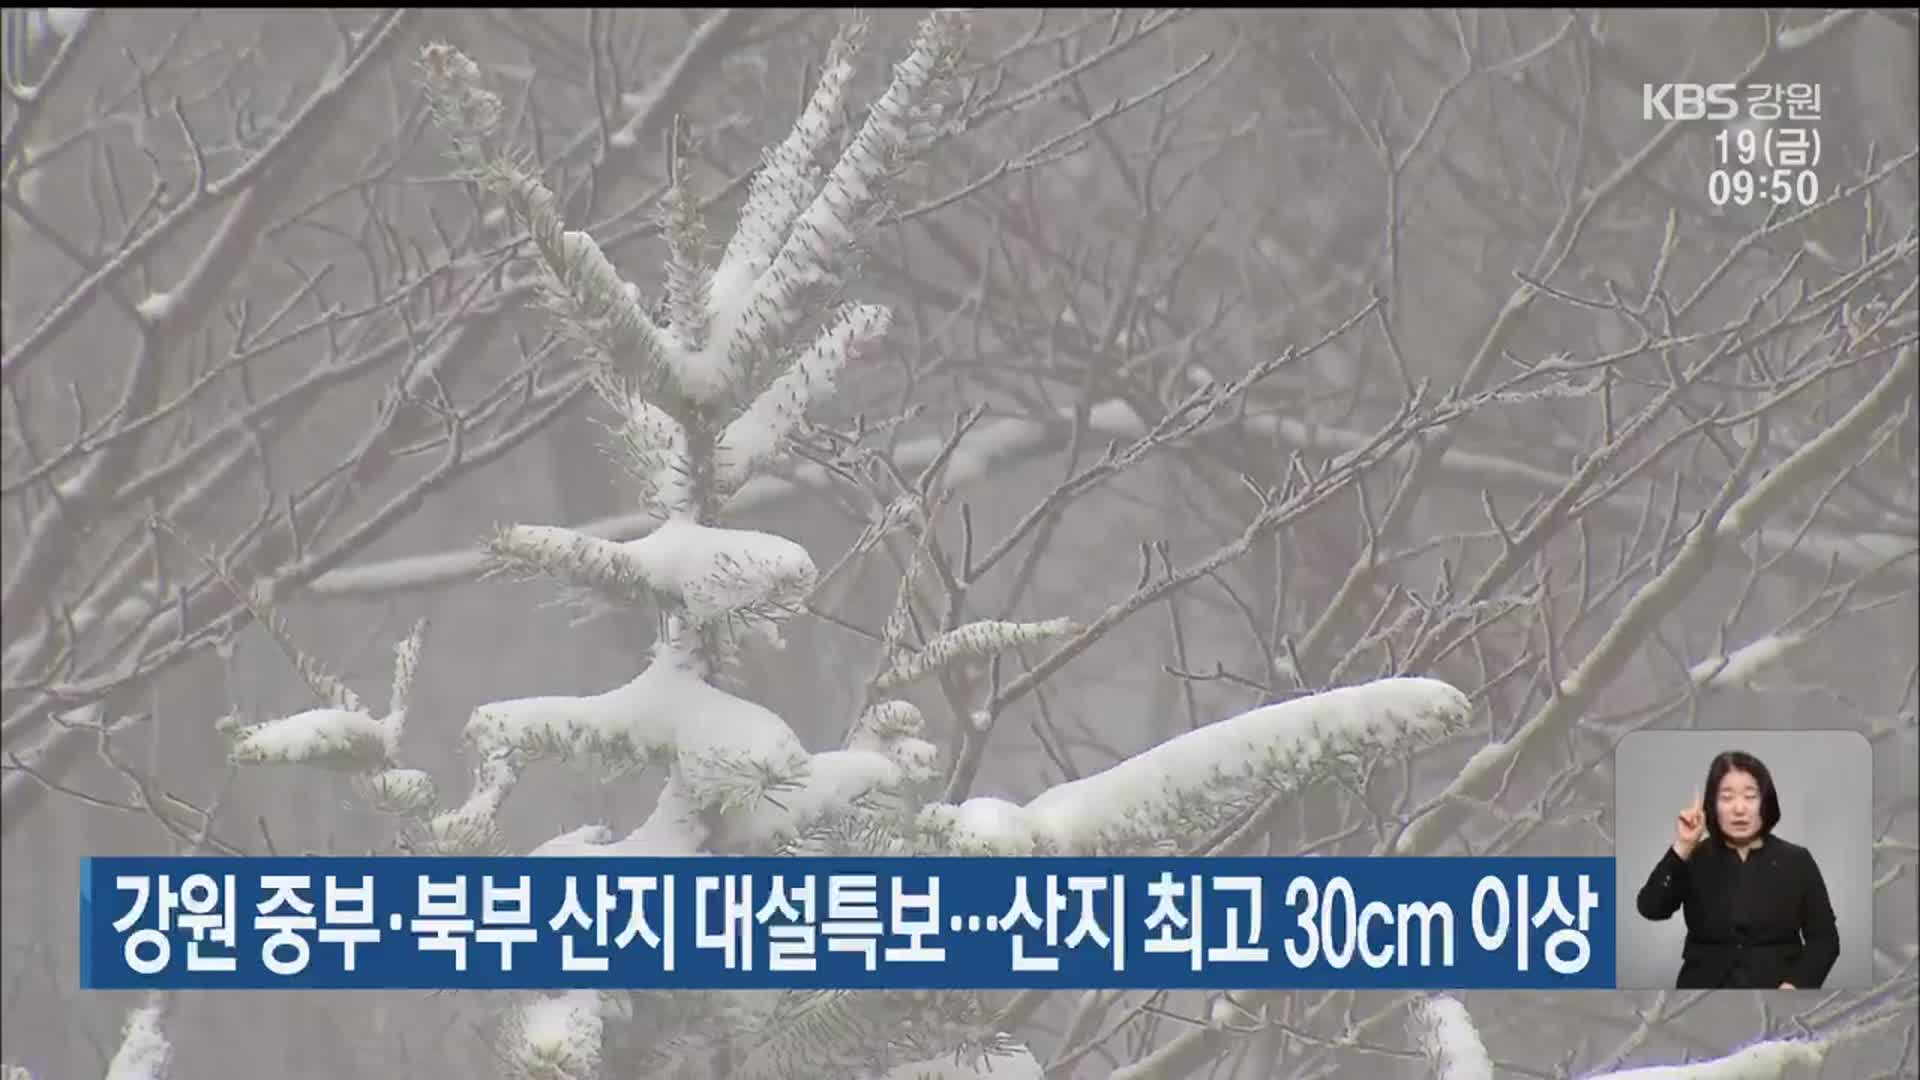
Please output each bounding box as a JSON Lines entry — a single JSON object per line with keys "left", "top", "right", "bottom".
{"left": 1412, "top": 996, "right": 1493, "bottom": 1080}
{"left": 351, "top": 767, "right": 436, "bottom": 814}
{"left": 913, "top": 679, "right": 1469, "bottom": 855}
{"left": 1581, "top": 1037, "right": 1827, "bottom": 1080}
{"left": 1689, "top": 634, "right": 1803, "bottom": 690}
{"left": 1018, "top": 677, "right": 1468, "bottom": 853}
{"left": 388, "top": 619, "right": 427, "bottom": 718}
{"left": 461, "top": 661, "right": 694, "bottom": 762}
{"left": 609, "top": 391, "right": 689, "bottom": 514}
{"left": 491, "top": 518, "right": 816, "bottom": 629}
{"left": 714, "top": 737, "right": 939, "bottom": 851}
{"left": 554, "top": 228, "right": 687, "bottom": 394}
{"left": 717, "top": 303, "right": 891, "bottom": 487}
{"left": 632, "top": 518, "right": 817, "bottom": 627}
{"left": 530, "top": 823, "right": 616, "bottom": 856}
{"left": 918, "top": 797, "right": 1039, "bottom": 856}
{"left": 533, "top": 782, "right": 710, "bottom": 856}
{"left": 875, "top": 618, "right": 1077, "bottom": 692}
{"left": 709, "top": 22, "right": 861, "bottom": 336}
{"left": 228, "top": 707, "right": 396, "bottom": 770}
{"left": 697, "top": 16, "right": 958, "bottom": 399}
{"left": 105, "top": 1000, "right": 171, "bottom": 1080}
{"left": 423, "top": 751, "right": 519, "bottom": 854}
{"left": 720, "top": 748, "right": 904, "bottom": 843}
{"left": 242, "top": 626, "right": 431, "bottom": 813}
{"left": 134, "top": 290, "right": 177, "bottom": 325}
{"left": 466, "top": 647, "right": 808, "bottom": 812}
{"left": 850, "top": 699, "right": 928, "bottom": 745}
{"left": 510, "top": 990, "right": 604, "bottom": 1080}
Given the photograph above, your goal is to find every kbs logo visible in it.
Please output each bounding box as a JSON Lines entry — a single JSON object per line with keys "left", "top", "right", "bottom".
{"left": 1643, "top": 83, "right": 1739, "bottom": 121}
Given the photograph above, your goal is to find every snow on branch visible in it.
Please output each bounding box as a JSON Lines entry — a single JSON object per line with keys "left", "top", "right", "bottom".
{"left": 707, "top": 10, "right": 966, "bottom": 408}
{"left": 227, "top": 706, "right": 397, "bottom": 772}
{"left": 716, "top": 301, "right": 892, "bottom": 491}
{"left": 484, "top": 527, "right": 661, "bottom": 607}
{"left": 918, "top": 677, "right": 1473, "bottom": 855}
{"left": 1688, "top": 633, "right": 1804, "bottom": 691}
{"left": 661, "top": 178, "right": 713, "bottom": 354}
{"left": 406, "top": 15, "right": 986, "bottom": 1071}
{"left": 530, "top": 779, "right": 710, "bottom": 858}
{"left": 710, "top": 21, "right": 865, "bottom": 326}
{"left": 419, "top": 42, "right": 682, "bottom": 414}
{"left": 1411, "top": 996, "right": 1493, "bottom": 1080}
{"left": 713, "top": 701, "right": 941, "bottom": 853}
{"left": 503, "top": 989, "right": 604, "bottom": 1080}
{"left": 421, "top": 10, "right": 962, "bottom": 474}
{"left": 598, "top": 381, "right": 691, "bottom": 516}
{"left": 223, "top": 619, "right": 427, "bottom": 774}
{"left": 352, "top": 766, "right": 438, "bottom": 816}
{"left": 485, "top": 518, "right": 817, "bottom": 648}
{"left": 421, "top": 750, "right": 519, "bottom": 855}
{"left": 1579, "top": 1035, "right": 1828, "bottom": 1079}
{"left": 152, "top": 524, "right": 445, "bottom": 823}
{"left": 388, "top": 617, "right": 427, "bottom": 718}
{"left": 630, "top": 519, "right": 816, "bottom": 631}
{"left": 874, "top": 618, "right": 1078, "bottom": 693}
{"left": 104, "top": 994, "right": 173, "bottom": 1080}
{"left": 463, "top": 646, "right": 809, "bottom": 816}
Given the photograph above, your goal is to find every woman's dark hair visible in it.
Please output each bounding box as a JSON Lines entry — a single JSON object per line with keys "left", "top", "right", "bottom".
{"left": 1701, "top": 750, "right": 1782, "bottom": 839}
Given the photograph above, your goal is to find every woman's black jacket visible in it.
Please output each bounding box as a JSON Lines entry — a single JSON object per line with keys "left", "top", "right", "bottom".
{"left": 1636, "top": 835, "right": 1839, "bottom": 989}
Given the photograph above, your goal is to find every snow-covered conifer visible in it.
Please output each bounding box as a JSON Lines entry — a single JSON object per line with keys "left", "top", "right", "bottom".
{"left": 189, "top": 11, "right": 1481, "bottom": 1077}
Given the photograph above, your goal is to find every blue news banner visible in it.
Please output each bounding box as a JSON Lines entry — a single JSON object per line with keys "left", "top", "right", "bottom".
{"left": 81, "top": 856, "right": 1616, "bottom": 991}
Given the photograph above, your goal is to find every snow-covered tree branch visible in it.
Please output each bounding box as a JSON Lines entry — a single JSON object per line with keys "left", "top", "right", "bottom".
{"left": 6, "top": 8, "right": 1913, "bottom": 1080}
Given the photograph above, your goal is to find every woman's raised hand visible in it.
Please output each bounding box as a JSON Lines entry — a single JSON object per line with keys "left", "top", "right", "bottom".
{"left": 1672, "top": 800, "right": 1706, "bottom": 859}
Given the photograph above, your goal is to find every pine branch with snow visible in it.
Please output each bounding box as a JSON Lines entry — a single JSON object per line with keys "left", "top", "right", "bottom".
{"left": 418, "top": 42, "right": 681, "bottom": 419}
{"left": 498, "top": 990, "right": 607, "bottom": 1080}
{"left": 914, "top": 678, "right": 1473, "bottom": 857}
{"left": 716, "top": 301, "right": 893, "bottom": 493}
{"left": 172, "top": 516, "right": 441, "bottom": 816}
{"left": 873, "top": 618, "right": 1078, "bottom": 694}
{"left": 220, "top": 619, "right": 420, "bottom": 775}
{"left": 417, "top": 6, "right": 974, "bottom": 848}
{"left": 169, "top": 542, "right": 451, "bottom": 830}
{"left": 1578, "top": 1036, "right": 1830, "bottom": 1080}
{"left": 707, "top": 14, "right": 963, "bottom": 413}
{"left": 711, "top": 700, "right": 942, "bottom": 854}
{"left": 414, "top": 15, "right": 997, "bottom": 1076}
